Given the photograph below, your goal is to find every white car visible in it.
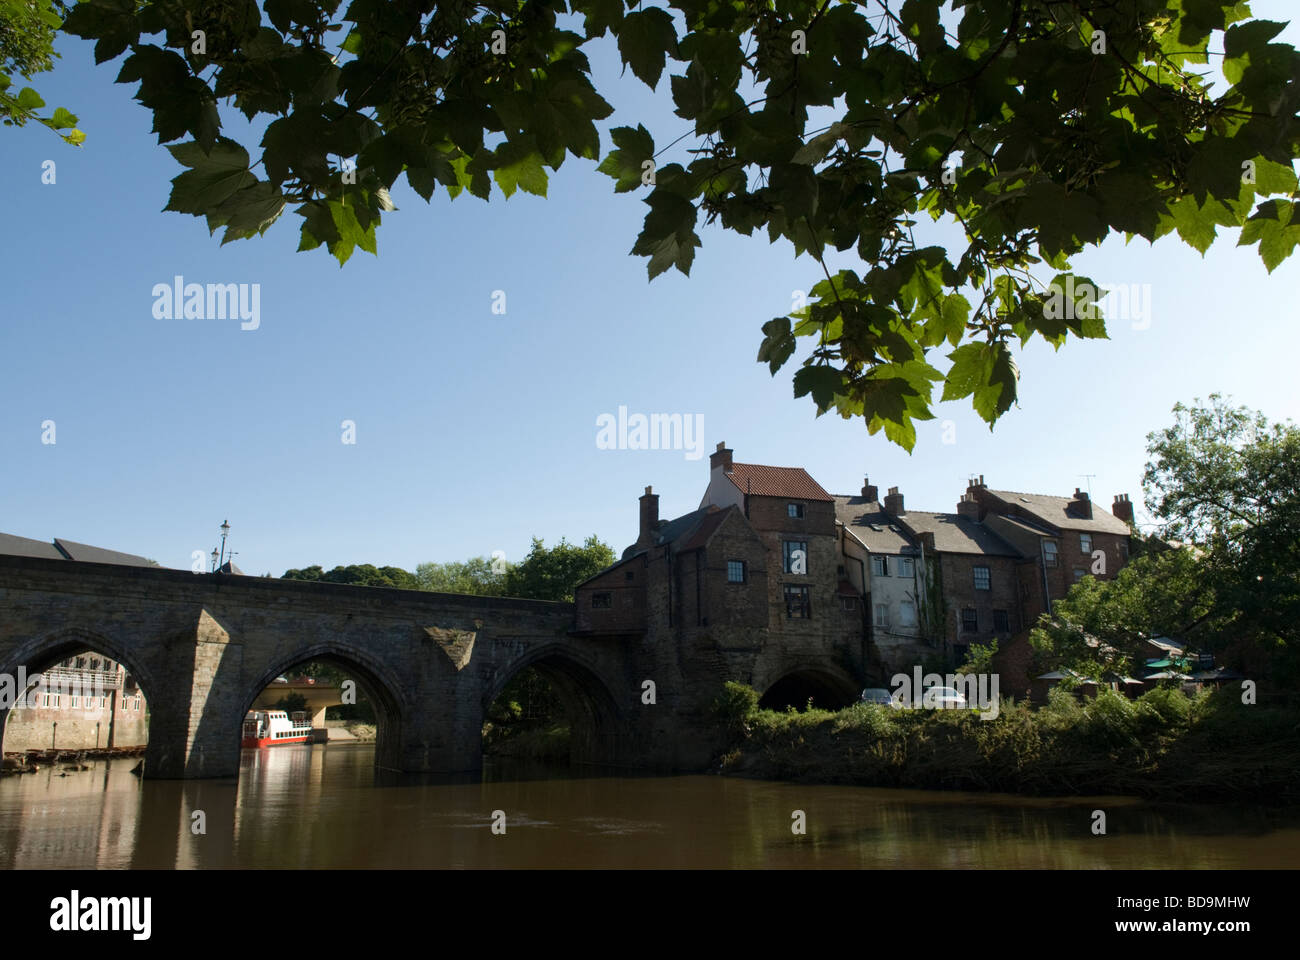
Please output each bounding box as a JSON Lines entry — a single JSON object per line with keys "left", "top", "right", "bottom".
{"left": 920, "top": 686, "right": 969, "bottom": 709}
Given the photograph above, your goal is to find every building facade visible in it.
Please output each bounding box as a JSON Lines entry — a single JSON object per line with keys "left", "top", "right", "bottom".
{"left": 3, "top": 652, "right": 148, "bottom": 754}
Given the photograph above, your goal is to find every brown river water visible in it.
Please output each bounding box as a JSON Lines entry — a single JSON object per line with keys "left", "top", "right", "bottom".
{"left": 2, "top": 743, "right": 1298, "bottom": 868}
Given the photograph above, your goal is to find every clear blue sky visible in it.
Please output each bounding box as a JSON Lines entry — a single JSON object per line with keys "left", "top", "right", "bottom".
{"left": 3, "top": 6, "right": 1298, "bottom": 576}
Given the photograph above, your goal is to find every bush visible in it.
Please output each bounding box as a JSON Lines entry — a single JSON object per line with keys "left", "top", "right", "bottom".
{"left": 1136, "top": 686, "right": 1192, "bottom": 726}
{"left": 713, "top": 682, "right": 759, "bottom": 730}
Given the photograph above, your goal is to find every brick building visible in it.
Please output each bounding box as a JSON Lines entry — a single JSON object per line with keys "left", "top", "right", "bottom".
{"left": 578, "top": 448, "right": 1134, "bottom": 707}
{"left": 3, "top": 653, "right": 148, "bottom": 754}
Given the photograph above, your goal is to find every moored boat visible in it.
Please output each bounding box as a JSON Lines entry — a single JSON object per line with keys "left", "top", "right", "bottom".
{"left": 242, "top": 709, "right": 311, "bottom": 747}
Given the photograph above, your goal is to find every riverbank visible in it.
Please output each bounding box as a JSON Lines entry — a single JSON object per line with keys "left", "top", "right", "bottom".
{"left": 2, "top": 745, "right": 145, "bottom": 775}
{"left": 713, "top": 683, "right": 1300, "bottom": 804}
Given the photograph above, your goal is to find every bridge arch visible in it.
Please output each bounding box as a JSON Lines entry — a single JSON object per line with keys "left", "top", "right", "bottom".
{"left": 0, "top": 626, "right": 160, "bottom": 756}
{"left": 756, "top": 663, "right": 861, "bottom": 711}
{"left": 238, "top": 642, "right": 408, "bottom": 772}
{"left": 482, "top": 645, "right": 626, "bottom": 766}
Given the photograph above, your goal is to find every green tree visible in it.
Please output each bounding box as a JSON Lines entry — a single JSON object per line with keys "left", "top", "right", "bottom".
{"left": 1143, "top": 395, "right": 1300, "bottom": 677}
{"left": 415, "top": 556, "right": 509, "bottom": 596}
{"left": 59, "top": 0, "right": 1300, "bottom": 447}
{"left": 281, "top": 563, "right": 420, "bottom": 589}
{"left": 1029, "top": 544, "right": 1212, "bottom": 677}
{"left": 504, "top": 535, "right": 615, "bottom": 602}
{"left": 1, "top": 0, "right": 83, "bottom": 142}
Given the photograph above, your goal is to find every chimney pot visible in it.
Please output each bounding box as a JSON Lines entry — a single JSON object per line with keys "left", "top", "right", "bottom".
{"left": 884, "top": 487, "right": 905, "bottom": 517}
{"left": 709, "top": 442, "right": 734, "bottom": 474}
{"left": 1111, "top": 494, "right": 1135, "bottom": 526}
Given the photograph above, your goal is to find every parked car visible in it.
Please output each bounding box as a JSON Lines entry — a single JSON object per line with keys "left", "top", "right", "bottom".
{"left": 920, "top": 686, "right": 969, "bottom": 710}
{"left": 859, "top": 687, "right": 895, "bottom": 706}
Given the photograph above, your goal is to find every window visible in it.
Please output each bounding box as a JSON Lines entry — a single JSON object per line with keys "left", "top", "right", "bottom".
{"left": 51, "top": 694, "right": 60, "bottom": 708}
{"left": 625, "top": 571, "right": 634, "bottom": 581}
{"left": 898, "top": 557, "right": 915, "bottom": 578}
{"left": 727, "top": 560, "right": 746, "bottom": 583}
{"left": 787, "top": 502, "right": 805, "bottom": 519}
{"left": 840, "top": 596, "right": 857, "bottom": 611}
{"left": 70, "top": 696, "right": 79, "bottom": 708}
{"left": 1073, "top": 568, "right": 1086, "bottom": 582}
{"left": 75, "top": 657, "right": 86, "bottom": 669}
{"left": 1043, "top": 541, "right": 1058, "bottom": 567}
{"left": 592, "top": 592, "right": 612, "bottom": 608}
{"left": 874, "top": 603, "right": 889, "bottom": 627}
{"left": 973, "top": 566, "right": 991, "bottom": 591}
{"left": 899, "top": 601, "right": 917, "bottom": 627}
{"left": 871, "top": 555, "right": 889, "bottom": 577}
{"left": 784, "top": 585, "right": 811, "bottom": 619}
{"left": 993, "top": 609, "right": 1009, "bottom": 632}
{"left": 1080, "top": 533, "right": 1092, "bottom": 554}
{"left": 783, "top": 540, "right": 808, "bottom": 574}
{"left": 41, "top": 693, "right": 51, "bottom": 707}
{"left": 961, "top": 608, "right": 978, "bottom": 633}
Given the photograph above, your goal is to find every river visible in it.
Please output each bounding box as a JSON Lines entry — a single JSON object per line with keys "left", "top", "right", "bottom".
{"left": 2, "top": 744, "right": 1297, "bottom": 868}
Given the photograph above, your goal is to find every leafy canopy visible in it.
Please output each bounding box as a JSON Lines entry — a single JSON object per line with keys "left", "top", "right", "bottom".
{"left": 1034, "top": 395, "right": 1300, "bottom": 684}
{"left": 59, "top": 0, "right": 1300, "bottom": 447}
{"left": 1, "top": 0, "right": 84, "bottom": 143}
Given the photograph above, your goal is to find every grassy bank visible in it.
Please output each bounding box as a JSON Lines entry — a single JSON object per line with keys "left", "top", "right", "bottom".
{"left": 714, "top": 682, "right": 1300, "bottom": 804}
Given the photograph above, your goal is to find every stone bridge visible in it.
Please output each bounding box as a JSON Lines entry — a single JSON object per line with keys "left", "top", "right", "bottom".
{"left": 0, "top": 554, "right": 868, "bottom": 779}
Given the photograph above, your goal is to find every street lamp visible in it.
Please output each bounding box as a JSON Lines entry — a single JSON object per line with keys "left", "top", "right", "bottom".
{"left": 218, "top": 519, "right": 230, "bottom": 568}
{"left": 210, "top": 548, "right": 219, "bottom": 572}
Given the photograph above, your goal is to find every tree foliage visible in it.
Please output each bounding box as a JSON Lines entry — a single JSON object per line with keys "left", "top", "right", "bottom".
{"left": 415, "top": 555, "right": 509, "bottom": 595}
{"left": 504, "top": 534, "right": 615, "bottom": 602}
{"left": 281, "top": 562, "right": 421, "bottom": 588}
{"left": 1033, "top": 395, "right": 1300, "bottom": 684}
{"left": 58, "top": 0, "right": 1300, "bottom": 446}
{"left": 1, "top": 0, "right": 84, "bottom": 142}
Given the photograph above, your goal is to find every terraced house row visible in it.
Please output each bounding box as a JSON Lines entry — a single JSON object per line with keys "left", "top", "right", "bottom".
{"left": 576, "top": 442, "right": 1135, "bottom": 703}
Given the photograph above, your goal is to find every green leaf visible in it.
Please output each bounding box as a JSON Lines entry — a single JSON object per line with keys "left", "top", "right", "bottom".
{"left": 793, "top": 365, "right": 844, "bottom": 411}
{"left": 493, "top": 140, "right": 548, "bottom": 198}
{"left": 163, "top": 139, "right": 257, "bottom": 215}
{"left": 757, "top": 316, "right": 796, "bottom": 374}
{"left": 596, "top": 124, "right": 655, "bottom": 193}
{"left": 616, "top": 8, "right": 678, "bottom": 89}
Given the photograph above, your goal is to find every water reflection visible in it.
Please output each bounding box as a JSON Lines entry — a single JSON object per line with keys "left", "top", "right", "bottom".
{"left": 1, "top": 744, "right": 1297, "bottom": 869}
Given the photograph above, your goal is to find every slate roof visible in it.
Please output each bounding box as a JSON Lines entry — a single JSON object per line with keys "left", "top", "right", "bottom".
{"left": 53, "top": 538, "right": 154, "bottom": 567}
{"left": 0, "top": 532, "right": 66, "bottom": 560}
{"left": 833, "top": 496, "right": 915, "bottom": 553}
{"left": 723, "top": 463, "right": 833, "bottom": 501}
{"left": 986, "top": 489, "right": 1131, "bottom": 535}
{"left": 897, "top": 511, "right": 1022, "bottom": 556}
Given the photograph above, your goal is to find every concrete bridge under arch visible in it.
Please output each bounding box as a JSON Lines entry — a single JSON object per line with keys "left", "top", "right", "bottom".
{"left": 0, "top": 553, "right": 868, "bottom": 779}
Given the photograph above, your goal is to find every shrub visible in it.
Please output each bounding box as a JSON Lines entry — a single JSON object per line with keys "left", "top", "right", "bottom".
{"left": 713, "top": 681, "right": 759, "bottom": 730}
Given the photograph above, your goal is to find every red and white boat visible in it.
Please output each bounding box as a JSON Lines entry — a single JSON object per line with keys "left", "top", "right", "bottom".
{"left": 242, "top": 709, "right": 312, "bottom": 747}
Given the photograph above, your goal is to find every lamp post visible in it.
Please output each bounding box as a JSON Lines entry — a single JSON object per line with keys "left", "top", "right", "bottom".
{"left": 218, "top": 519, "right": 230, "bottom": 569}
{"left": 210, "top": 548, "right": 219, "bottom": 573}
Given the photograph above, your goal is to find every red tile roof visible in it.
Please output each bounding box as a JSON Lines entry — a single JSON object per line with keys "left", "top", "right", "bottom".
{"left": 724, "top": 463, "right": 833, "bottom": 501}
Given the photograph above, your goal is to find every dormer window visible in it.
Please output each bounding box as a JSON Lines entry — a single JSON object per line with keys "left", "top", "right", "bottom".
{"left": 787, "top": 503, "right": 805, "bottom": 519}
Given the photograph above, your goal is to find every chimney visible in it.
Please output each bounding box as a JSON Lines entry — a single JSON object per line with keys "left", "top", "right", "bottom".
{"left": 1070, "top": 488, "right": 1093, "bottom": 519}
{"left": 1112, "top": 493, "right": 1134, "bottom": 526}
{"left": 638, "top": 485, "right": 659, "bottom": 547}
{"left": 956, "top": 493, "right": 980, "bottom": 521}
{"left": 861, "top": 476, "right": 879, "bottom": 502}
{"left": 968, "top": 474, "right": 987, "bottom": 494}
{"left": 709, "top": 441, "right": 733, "bottom": 474}
{"left": 883, "top": 486, "right": 905, "bottom": 517}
